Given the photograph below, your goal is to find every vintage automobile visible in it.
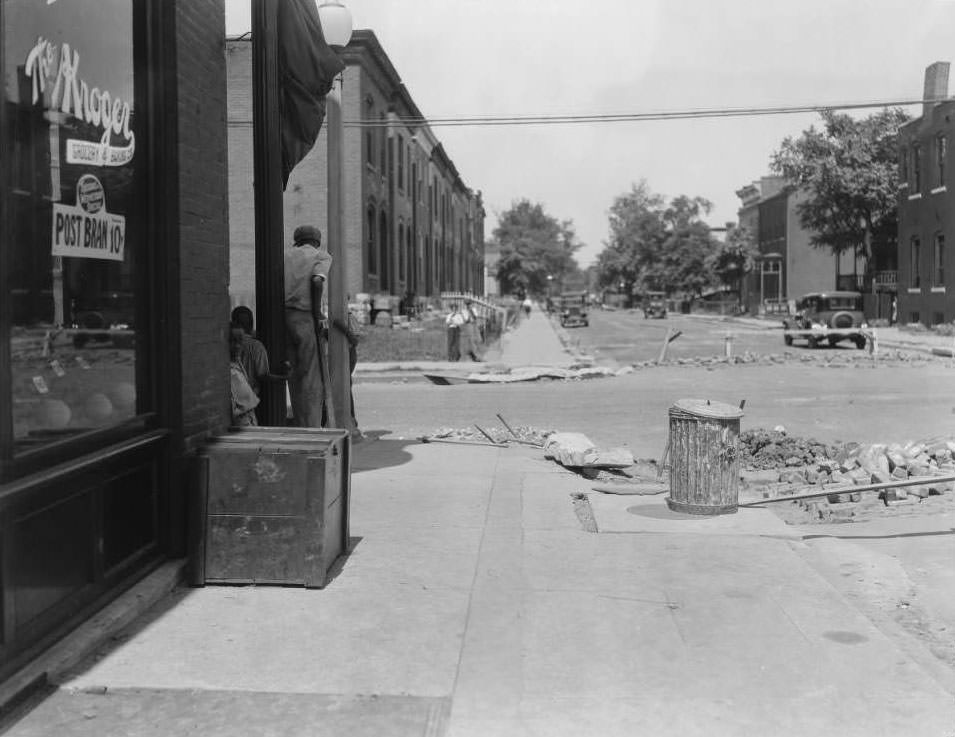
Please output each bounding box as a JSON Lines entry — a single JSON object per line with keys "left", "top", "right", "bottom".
{"left": 642, "top": 291, "right": 667, "bottom": 319}
{"left": 782, "top": 291, "right": 868, "bottom": 349}
{"left": 71, "top": 291, "right": 136, "bottom": 349}
{"left": 559, "top": 291, "right": 589, "bottom": 328}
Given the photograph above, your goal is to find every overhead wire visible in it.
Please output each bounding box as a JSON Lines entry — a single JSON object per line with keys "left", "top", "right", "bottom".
{"left": 342, "top": 97, "right": 938, "bottom": 128}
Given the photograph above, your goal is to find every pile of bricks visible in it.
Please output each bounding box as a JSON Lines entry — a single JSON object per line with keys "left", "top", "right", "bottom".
{"left": 741, "top": 436, "right": 955, "bottom": 521}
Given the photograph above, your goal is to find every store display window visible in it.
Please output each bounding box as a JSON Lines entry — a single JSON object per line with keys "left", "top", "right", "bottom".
{"left": 2, "top": 0, "right": 149, "bottom": 462}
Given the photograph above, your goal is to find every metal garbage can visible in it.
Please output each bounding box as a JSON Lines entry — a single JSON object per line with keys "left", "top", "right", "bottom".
{"left": 666, "top": 398, "right": 743, "bottom": 515}
{"left": 194, "top": 427, "right": 350, "bottom": 588}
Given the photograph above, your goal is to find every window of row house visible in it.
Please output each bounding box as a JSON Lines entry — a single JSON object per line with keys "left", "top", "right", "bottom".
{"left": 910, "top": 237, "right": 921, "bottom": 287}
{"left": 406, "top": 227, "right": 412, "bottom": 287}
{"left": 936, "top": 134, "right": 947, "bottom": 189}
{"left": 364, "top": 97, "right": 374, "bottom": 168}
{"left": 933, "top": 233, "right": 945, "bottom": 287}
{"left": 912, "top": 143, "right": 922, "bottom": 191}
{"left": 366, "top": 205, "right": 377, "bottom": 275}
{"left": 397, "top": 222, "right": 405, "bottom": 282}
{"left": 387, "top": 138, "right": 393, "bottom": 189}
{"left": 900, "top": 148, "right": 909, "bottom": 186}
{"left": 378, "top": 210, "right": 389, "bottom": 291}
{"left": 3, "top": 0, "right": 149, "bottom": 461}
{"left": 397, "top": 134, "right": 404, "bottom": 192}
{"left": 378, "top": 113, "right": 386, "bottom": 171}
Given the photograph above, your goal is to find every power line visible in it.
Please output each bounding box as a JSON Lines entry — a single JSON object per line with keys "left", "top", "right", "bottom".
{"left": 342, "top": 97, "right": 939, "bottom": 128}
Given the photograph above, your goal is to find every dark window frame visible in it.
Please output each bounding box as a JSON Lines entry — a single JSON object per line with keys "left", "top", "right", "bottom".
{"left": 911, "top": 236, "right": 921, "bottom": 288}
{"left": 933, "top": 232, "right": 945, "bottom": 287}
{"left": 937, "top": 134, "right": 947, "bottom": 188}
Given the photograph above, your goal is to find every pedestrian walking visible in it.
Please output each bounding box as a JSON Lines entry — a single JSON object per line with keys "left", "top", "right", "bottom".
{"left": 446, "top": 304, "right": 464, "bottom": 361}
{"left": 460, "top": 300, "right": 482, "bottom": 362}
{"left": 522, "top": 296, "right": 532, "bottom": 317}
{"left": 284, "top": 224, "right": 332, "bottom": 427}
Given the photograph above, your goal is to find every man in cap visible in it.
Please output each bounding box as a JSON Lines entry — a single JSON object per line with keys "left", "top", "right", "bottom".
{"left": 284, "top": 224, "right": 333, "bottom": 426}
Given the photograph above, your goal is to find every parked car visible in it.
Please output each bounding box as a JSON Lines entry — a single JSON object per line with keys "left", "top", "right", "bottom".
{"left": 71, "top": 292, "right": 136, "bottom": 349}
{"left": 782, "top": 291, "right": 868, "bottom": 349}
{"left": 559, "top": 291, "right": 589, "bottom": 328}
{"left": 643, "top": 292, "right": 667, "bottom": 318}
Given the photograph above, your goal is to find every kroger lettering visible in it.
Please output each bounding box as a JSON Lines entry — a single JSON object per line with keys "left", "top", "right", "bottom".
{"left": 24, "top": 38, "right": 135, "bottom": 158}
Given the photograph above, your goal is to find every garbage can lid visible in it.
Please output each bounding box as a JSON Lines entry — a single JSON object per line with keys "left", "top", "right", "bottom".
{"left": 670, "top": 398, "right": 744, "bottom": 420}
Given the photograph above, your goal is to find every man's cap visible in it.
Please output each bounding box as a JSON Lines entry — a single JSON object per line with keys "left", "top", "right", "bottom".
{"left": 293, "top": 225, "right": 322, "bottom": 244}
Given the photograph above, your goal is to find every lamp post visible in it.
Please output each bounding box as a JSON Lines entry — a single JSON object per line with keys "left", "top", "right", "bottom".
{"left": 251, "top": 0, "right": 353, "bottom": 428}
{"left": 251, "top": 0, "right": 286, "bottom": 426}
{"left": 317, "top": 0, "right": 354, "bottom": 433}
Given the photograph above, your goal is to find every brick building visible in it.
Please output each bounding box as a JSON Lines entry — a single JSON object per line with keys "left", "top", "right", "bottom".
{"left": 737, "top": 176, "right": 862, "bottom": 315}
{"left": 227, "top": 30, "right": 485, "bottom": 310}
{"left": 897, "top": 62, "right": 955, "bottom": 326}
{"left": 0, "top": 0, "right": 231, "bottom": 680}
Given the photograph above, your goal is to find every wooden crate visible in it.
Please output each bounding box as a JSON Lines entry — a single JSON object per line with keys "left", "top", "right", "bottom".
{"left": 194, "top": 427, "right": 350, "bottom": 588}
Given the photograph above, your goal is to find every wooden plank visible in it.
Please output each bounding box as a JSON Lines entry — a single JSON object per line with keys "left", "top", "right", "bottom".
{"left": 740, "top": 474, "right": 955, "bottom": 506}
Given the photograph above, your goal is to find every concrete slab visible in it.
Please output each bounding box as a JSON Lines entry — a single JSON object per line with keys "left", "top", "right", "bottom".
{"left": 331, "top": 524, "right": 483, "bottom": 592}
{"left": 588, "top": 491, "right": 800, "bottom": 537}
{"left": 5, "top": 688, "right": 450, "bottom": 737}
{"left": 60, "top": 585, "right": 467, "bottom": 698}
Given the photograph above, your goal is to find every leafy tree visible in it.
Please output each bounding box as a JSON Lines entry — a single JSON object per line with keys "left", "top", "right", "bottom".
{"left": 707, "top": 225, "right": 758, "bottom": 302}
{"left": 493, "top": 200, "right": 582, "bottom": 296}
{"left": 596, "top": 181, "right": 720, "bottom": 303}
{"left": 771, "top": 108, "right": 910, "bottom": 271}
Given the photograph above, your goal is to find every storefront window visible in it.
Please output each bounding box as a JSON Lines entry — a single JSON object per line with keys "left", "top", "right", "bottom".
{"left": 3, "top": 0, "right": 145, "bottom": 455}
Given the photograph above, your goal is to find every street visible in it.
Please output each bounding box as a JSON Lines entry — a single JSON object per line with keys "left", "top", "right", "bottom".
{"left": 355, "top": 311, "right": 955, "bottom": 456}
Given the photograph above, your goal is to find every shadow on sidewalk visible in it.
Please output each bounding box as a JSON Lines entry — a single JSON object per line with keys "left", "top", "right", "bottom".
{"left": 351, "top": 433, "right": 418, "bottom": 474}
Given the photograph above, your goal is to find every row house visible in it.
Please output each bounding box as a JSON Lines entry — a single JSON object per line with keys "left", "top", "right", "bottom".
{"left": 897, "top": 62, "right": 955, "bottom": 326}
{"left": 227, "top": 30, "right": 485, "bottom": 311}
{"left": 736, "top": 177, "right": 858, "bottom": 315}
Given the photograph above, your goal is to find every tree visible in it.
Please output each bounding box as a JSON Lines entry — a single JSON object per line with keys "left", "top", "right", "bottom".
{"left": 595, "top": 181, "right": 720, "bottom": 303}
{"left": 771, "top": 108, "right": 910, "bottom": 273}
{"left": 493, "top": 200, "right": 582, "bottom": 296}
{"left": 707, "top": 225, "right": 757, "bottom": 304}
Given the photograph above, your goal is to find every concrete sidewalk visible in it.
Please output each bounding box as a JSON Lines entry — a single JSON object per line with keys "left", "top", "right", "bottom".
{"left": 354, "top": 304, "right": 577, "bottom": 377}
{"left": 5, "top": 439, "right": 953, "bottom": 736}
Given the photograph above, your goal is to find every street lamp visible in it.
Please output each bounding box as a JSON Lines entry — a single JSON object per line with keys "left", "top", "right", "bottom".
{"left": 317, "top": 0, "right": 355, "bottom": 433}
{"left": 317, "top": 0, "right": 353, "bottom": 47}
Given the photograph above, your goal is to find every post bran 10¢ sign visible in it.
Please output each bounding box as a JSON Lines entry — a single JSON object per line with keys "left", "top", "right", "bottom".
{"left": 51, "top": 174, "right": 126, "bottom": 261}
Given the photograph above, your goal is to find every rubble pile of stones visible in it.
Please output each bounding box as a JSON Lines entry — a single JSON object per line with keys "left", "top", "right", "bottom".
{"left": 739, "top": 428, "right": 955, "bottom": 502}
{"left": 625, "top": 350, "right": 936, "bottom": 371}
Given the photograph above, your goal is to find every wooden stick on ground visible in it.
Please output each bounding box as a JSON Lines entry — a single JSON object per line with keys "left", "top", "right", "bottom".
{"left": 740, "top": 474, "right": 955, "bottom": 506}
{"left": 656, "top": 328, "right": 683, "bottom": 364}
{"left": 496, "top": 413, "right": 544, "bottom": 447}
{"left": 474, "top": 424, "right": 505, "bottom": 446}
{"left": 496, "top": 413, "right": 519, "bottom": 438}
{"left": 420, "top": 436, "right": 506, "bottom": 448}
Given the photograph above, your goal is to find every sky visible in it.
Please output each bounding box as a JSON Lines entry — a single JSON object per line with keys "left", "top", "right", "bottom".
{"left": 225, "top": 0, "right": 955, "bottom": 267}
